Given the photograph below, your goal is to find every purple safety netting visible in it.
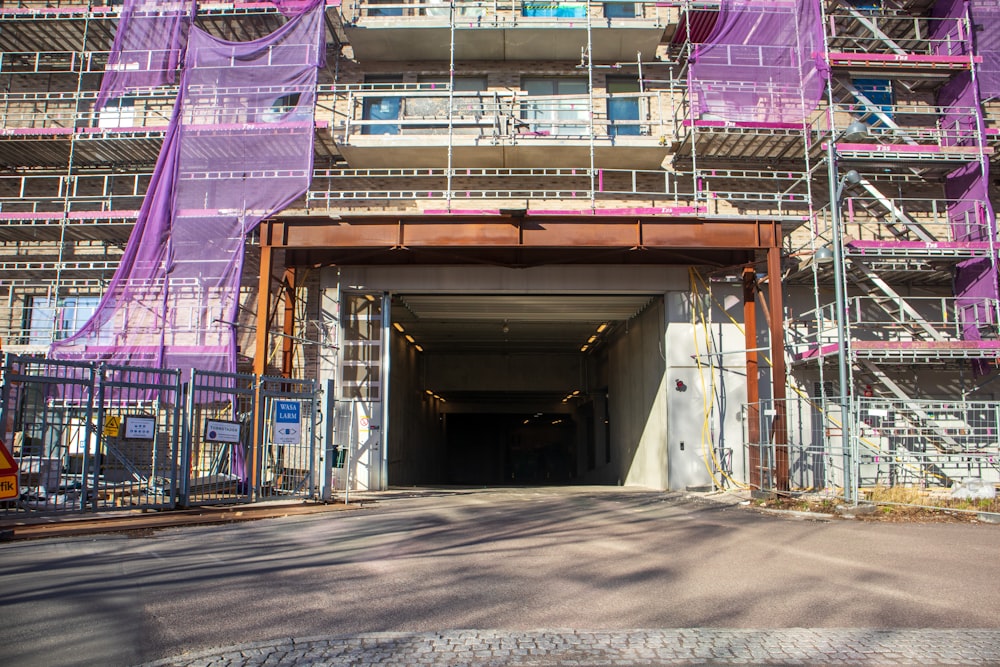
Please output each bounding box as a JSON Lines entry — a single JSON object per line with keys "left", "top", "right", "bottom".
{"left": 931, "top": 0, "right": 973, "bottom": 58}
{"left": 938, "top": 60, "right": 999, "bottom": 372}
{"left": 52, "top": 1, "right": 326, "bottom": 376}
{"left": 687, "top": 0, "right": 828, "bottom": 124}
{"left": 95, "top": 0, "right": 197, "bottom": 111}
{"left": 971, "top": 0, "right": 1000, "bottom": 100}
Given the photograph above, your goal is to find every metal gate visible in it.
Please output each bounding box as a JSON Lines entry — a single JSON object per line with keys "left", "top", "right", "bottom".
{"left": 91, "top": 364, "right": 183, "bottom": 511}
{"left": 256, "top": 375, "right": 319, "bottom": 500}
{"left": 183, "top": 370, "right": 256, "bottom": 506}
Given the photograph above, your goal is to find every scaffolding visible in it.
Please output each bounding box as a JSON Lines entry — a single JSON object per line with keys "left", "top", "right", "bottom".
{"left": 2, "top": 0, "right": 999, "bottom": 498}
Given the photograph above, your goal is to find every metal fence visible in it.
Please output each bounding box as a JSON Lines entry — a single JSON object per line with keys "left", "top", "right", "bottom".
{"left": 0, "top": 354, "right": 323, "bottom": 517}
{"left": 744, "top": 395, "right": 1000, "bottom": 509}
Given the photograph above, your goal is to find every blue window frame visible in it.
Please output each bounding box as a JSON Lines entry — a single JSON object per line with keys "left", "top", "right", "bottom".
{"left": 603, "top": 2, "right": 635, "bottom": 18}
{"left": 607, "top": 77, "right": 641, "bottom": 137}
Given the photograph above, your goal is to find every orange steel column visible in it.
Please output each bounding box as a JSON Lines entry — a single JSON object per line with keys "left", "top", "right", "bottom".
{"left": 251, "top": 236, "right": 276, "bottom": 498}
{"left": 254, "top": 242, "right": 273, "bottom": 377}
{"left": 743, "top": 266, "right": 762, "bottom": 490}
{"left": 767, "top": 244, "right": 790, "bottom": 492}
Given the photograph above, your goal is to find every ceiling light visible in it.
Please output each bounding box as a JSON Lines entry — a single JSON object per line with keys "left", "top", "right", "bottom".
{"left": 596, "top": 323, "right": 608, "bottom": 333}
{"left": 405, "top": 334, "right": 415, "bottom": 343}
{"left": 501, "top": 319, "right": 510, "bottom": 334}
{"left": 587, "top": 335, "right": 597, "bottom": 344}
{"left": 580, "top": 344, "right": 589, "bottom": 352}
{"left": 414, "top": 344, "right": 423, "bottom": 352}
{"left": 392, "top": 322, "right": 404, "bottom": 333}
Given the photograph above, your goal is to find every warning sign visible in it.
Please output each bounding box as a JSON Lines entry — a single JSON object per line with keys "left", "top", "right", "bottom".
{"left": 0, "top": 438, "right": 19, "bottom": 501}
{"left": 103, "top": 415, "right": 121, "bottom": 437}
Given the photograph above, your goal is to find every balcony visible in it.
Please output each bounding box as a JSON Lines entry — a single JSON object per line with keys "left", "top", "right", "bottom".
{"left": 339, "top": 0, "right": 668, "bottom": 61}
{"left": 328, "top": 84, "right": 673, "bottom": 167}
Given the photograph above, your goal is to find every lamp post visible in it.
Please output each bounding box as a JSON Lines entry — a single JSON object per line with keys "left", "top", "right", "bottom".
{"left": 823, "top": 119, "right": 867, "bottom": 504}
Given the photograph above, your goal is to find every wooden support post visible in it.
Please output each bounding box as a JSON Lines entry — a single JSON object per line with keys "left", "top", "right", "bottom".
{"left": 767, "top": 244, "right": 789, "bottom": 492}
{"left": 743, "top": 266, "right": 762, "bottom": 490}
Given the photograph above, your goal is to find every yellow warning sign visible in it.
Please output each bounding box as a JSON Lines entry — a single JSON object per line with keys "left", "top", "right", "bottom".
{"left": 0, "top": 474, "right": 17, "bottom": 501}
{"left": 0, "top": 438, "right": 18, "bottom": 501}
{"left": 103, "top": 415, "right": 121, "bottom": 437}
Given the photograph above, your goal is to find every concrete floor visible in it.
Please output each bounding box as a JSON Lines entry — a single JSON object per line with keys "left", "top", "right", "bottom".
{"left": 2, "top": 486, "right": 1000, "bottom": 666}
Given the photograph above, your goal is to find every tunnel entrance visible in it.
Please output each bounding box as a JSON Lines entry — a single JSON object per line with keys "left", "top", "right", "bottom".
{"left": 445, "top": 412, "right": 577, "bottom": 485}
{"left": 385, "top": 293, "right": 659, "bottom": 487}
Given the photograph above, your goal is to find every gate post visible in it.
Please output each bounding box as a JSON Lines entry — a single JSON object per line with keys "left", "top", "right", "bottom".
{"left": 90, "top": 364, "right": 106, "bottom": 512}
{"left": 178, "top": 380, "right": 192, "bottom": 508}
{"left": 252, "top": 375, "right": 264, "bottom": 502}
{"left": 322, "top": 378, "right": 335, "bottom": 501}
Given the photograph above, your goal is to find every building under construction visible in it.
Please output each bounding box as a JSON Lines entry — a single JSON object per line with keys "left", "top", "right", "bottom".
{"left": 1, "top": 0, "right": 998, "bottom": 501}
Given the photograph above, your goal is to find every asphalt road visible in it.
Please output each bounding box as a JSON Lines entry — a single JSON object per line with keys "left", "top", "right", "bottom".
{"left": 2, "top": 486, "right": 1000, "bottom": 666}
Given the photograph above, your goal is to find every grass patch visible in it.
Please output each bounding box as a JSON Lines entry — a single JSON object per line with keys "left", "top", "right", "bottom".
{"left": 751, "top": 485, "right": 1000, "bottom": 523}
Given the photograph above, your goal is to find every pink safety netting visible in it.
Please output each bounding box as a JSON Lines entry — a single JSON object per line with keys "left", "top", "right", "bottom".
{"left": 95, "top": 0, "right": 197, "bottom": 111}
{"left": 687, "top": 0, "right": 828, "bottom": 124}
{"left": 971, "top": 0, "right": 1000, "bottom": 100}
{"left": 52, "top": 0, "right": 326, "bottom": 376}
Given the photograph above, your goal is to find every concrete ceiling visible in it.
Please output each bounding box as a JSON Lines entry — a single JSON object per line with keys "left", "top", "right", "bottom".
{"left": 392, "top": 293, "right": 655, "bottom": 354}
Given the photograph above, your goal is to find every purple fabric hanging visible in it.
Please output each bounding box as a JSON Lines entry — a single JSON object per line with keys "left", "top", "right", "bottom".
{"left": 931, "top": 0, "right": 972, "bottom": 58}
{"left": 937, "top": 47, "right": 999, "bottom": 371}
{"left": 53, "top": 0, "right": 326, "bottom": 377}
{"left": 971, "top": 0, "right": 1000, "bottom": 99}
{"left": 96, "top": 0, "right": 197, "bottom": 111}
{"left": 687, "top": 0, "right": 828, "bottom": 124}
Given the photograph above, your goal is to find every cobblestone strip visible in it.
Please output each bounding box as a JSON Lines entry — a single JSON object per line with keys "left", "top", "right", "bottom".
{"left": 141, "top": 628, "right": 1000, "bottom": 666}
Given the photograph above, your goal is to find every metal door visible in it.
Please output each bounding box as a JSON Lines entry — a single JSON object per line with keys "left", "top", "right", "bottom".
{"left": 338, "top": 291, "right": 388, "bottom": 490}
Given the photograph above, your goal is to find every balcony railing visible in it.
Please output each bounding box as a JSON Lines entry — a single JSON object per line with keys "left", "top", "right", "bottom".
{"left": 341, "top": 0, "right": 666, "bottom": 24}
{"left": 336, "top": 85, "right": 671, "bottom": 142}
{"left": 826, "top": 10, "right": 972, "bottom": 59}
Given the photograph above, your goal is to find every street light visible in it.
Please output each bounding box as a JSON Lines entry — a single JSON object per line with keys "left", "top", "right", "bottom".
{"left": 829, "top": 163, "right": 863, "bottom": 504}
{"left": 825, "top": 117, "right": 868, "bottom": 504}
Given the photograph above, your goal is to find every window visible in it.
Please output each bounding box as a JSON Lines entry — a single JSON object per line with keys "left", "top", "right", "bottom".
{"left": 603, "top": 2, "right": 635, "bottom": 18}
{"left": 96, "top": 96, "right": 136, "bottom": 129}
{"left": 27, "top": 295, "right": 101, "bottom": 345}
{"left": 362, "top": 75, "right": 403, "bottom": 135}
{"left": 260, "top": 92, "right": 310, "bottom": 124}
{"left": 522, "top": 77, "right": 588, "bottom": 135}
{"left": 606, "top": 77, "right": 641, "bottom": 137}
{"left": 367, "top": 0, "right": 403, "bottom": 16}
